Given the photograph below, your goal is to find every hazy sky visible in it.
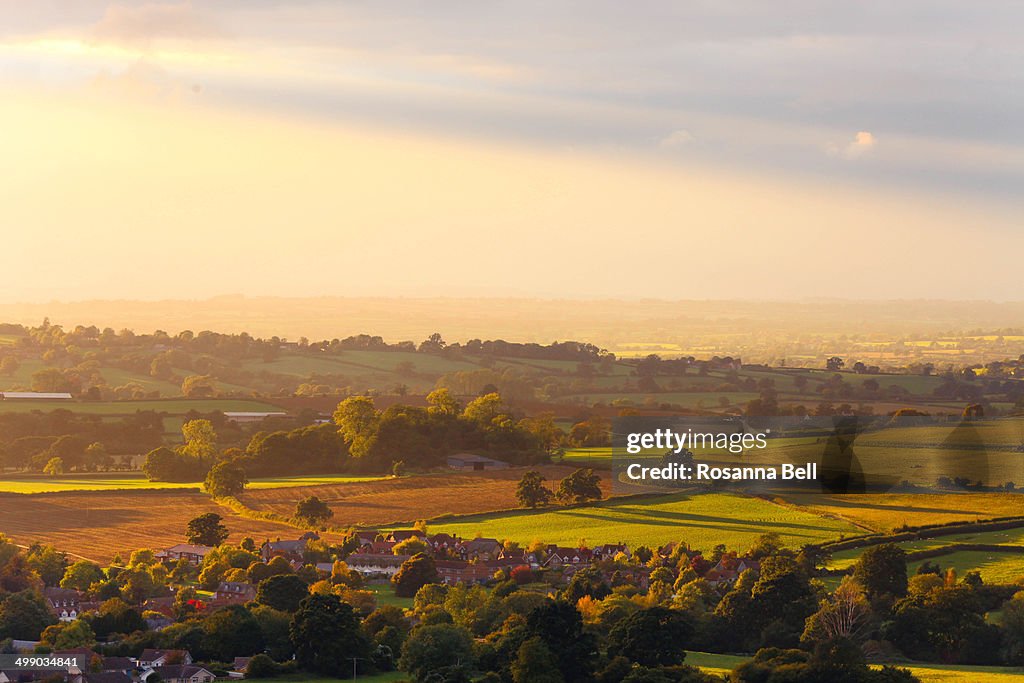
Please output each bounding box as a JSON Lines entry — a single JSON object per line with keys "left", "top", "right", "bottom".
{"left": 1, "top": 1, "right": 1022, "bottom": 302}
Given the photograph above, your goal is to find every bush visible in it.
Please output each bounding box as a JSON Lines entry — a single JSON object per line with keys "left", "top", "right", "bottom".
{"left": 245, "top": 653, "right": 279, "bottom": 678}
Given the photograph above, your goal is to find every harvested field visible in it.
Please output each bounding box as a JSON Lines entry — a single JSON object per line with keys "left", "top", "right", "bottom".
{"left": 0, "top": 489, "right": 307, "bottom": 564}
{"left": 781, "top": 492, "right": 1024, "bottom": 532}
{"left": 236, "top": 466, "right": 615, "bottom": 528}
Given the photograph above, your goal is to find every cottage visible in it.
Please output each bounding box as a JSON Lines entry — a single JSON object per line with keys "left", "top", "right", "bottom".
{"left": 43, "top": 587, "right": 83, "bottom": 621}
{"left": 446, "top": 453, "right": 509, "bottom": 471}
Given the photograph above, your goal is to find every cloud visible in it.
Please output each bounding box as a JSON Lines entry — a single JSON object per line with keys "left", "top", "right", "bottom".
{"left": 827, "top": 130, "right": 877, "bottom": 160}
{"left": 91, "top": 1, "right": 224, "bottom": 48}
{"left": 660, "top": 129, "right": 695, "bottom": 148}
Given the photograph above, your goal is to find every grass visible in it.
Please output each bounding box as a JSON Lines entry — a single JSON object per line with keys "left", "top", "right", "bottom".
{"left": 367, "top": 583, "right": 414, "bottom": 610}
{"left": 425, "top": 492, "right": 862, "bottom": 552}
{"left": 906, "top": 551, "right": 1024, "bottom": 585}
{"left": 685, "top": 651, "right": 1024, "bottom": 681}
{"left": 0, "top": 473, "right": 386, "bottom": 494}
{"left": 275, "top": 672, "right": 405, "bottom": 682}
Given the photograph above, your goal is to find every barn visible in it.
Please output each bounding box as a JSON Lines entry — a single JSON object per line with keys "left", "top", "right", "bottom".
{"left": 446, "top": 453, "right": 509, "bottom": 471}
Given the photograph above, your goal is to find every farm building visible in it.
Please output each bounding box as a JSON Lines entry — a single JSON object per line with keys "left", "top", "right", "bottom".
{"left": 446, "top": 453, "right": 509, "bottom": 471}
{"left": 0, "top": 391, "right": 73, "bottom": 400}
{"left": 223, "top": 411, "right": 287, "bottom": 424}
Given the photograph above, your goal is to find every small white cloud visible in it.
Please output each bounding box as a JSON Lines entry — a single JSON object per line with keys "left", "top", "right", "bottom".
{"left": 827, "top": 130, "right": 877, "bottom": 160}
{"left": 660, "top": 129, "right": 695, "bottom": 148}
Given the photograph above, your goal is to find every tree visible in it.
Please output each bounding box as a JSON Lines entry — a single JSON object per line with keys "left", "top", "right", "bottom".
{"left": 1002, "top": 591, "right": 1024, "bottom": 665}
{"left": 802, "top": 577, "right": 872, "bottom": 646}
{"left": 333, "top": 396, "right": 379, "bottom": 444}
{"left": 555, "top": 468, "right": 603, "bottom": 504}
{"left": 256, "top": 574, "right": 309, "bottom": 613}
{"left": 0, "top": 590, "right": 57, "bottom": 640}
{"left": 181, "top": 374, "right": 216, "bottom": 398}
{"left": 425, "top": 388, "right": 461, "bottom": 416}
{"left": 511, "top": 637, "right": 564, "bottom": 683}
{"left": 180, "top": 419, "right": 218, "bottom": 465}
{"left": 25, "top": 544, "right": 66, "bottom": 587}
{"left": 61, "top": 560, "right": 105, "bottom": 592}
{"left": 186, "top": 513, "right": 229, "bottom": 547}
{"left": 244, "top": 653, "right": 279, "bottom": 679}
{"left": 42, "top": 457, "right": 64, "bottom": 475}
{"left": 853, "top": 543, "right": 908, "bottom": 599}
{"left": 143, "top": 446, "right": 188, "bottom": 482}
{"left": 0, "top": 356, "right": 19, "bottom": 376}
{"left": 399, "top": 623, "right": 475, "bottom": 682}
{"left": 826, "top": 357, "right": 845, "bottom": 371}
{"left": 392, "top": 554, "right": 440, "bottom": 598}
{"left": 40, "top": 619, "right": 95, "bottom": 650}
{"left": 393, "top": 537, "right": 428, "bottom": 556}
{"left": 202, "top": 604, "right": 265, "bottom": 661}
{"left": 31, "top": 367, "right": 71, "bottom": 393}
{"left": 607, "top": 606, "right": 692, "bottom": 667}
{"left": 295, "top": 496, "right": 333, "bottom": 527}
{"left": 290, "top": 593, "right": 371, "bottom": 676}
{"left": 516, "top": 471, "right": 553, "bottom": 508}
{"left": 524, "top": 599, "right": 597, "bottom": 683}
{"left": 204, "top": 461, "right": 248, "bottom": 498}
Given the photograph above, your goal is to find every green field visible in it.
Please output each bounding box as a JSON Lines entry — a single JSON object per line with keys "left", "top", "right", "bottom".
{"left": 685, "top": 650, "right": 1024, "bottom": 681}
{"left": 367, "top": 582, "right": 415, "bottom": 610}
{"left": 0, "top": 398, "right": 283, "bottom": 415}
{"left": 425, "top": 492, "right": 862, "bottom": 551}
{"left": 0, "top": 472, "right": 385, "bottom": 494}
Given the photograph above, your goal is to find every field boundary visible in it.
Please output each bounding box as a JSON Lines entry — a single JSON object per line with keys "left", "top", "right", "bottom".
{"left": 817, "top": 516, "right": 1024, "bottom": 553}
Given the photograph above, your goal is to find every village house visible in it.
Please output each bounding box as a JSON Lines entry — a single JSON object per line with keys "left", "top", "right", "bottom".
{"left": 426, "top": 532, "right": 460, "bottom": 553}
{"left": 43, "top": 587, "right": 83, "bottom": 621}
{"left": 137, "top": 649, "right": 192, "bottom": 669}
{"left": 542, "top": 547, "right": 594, "bottom": 568}
{"left": 80, "top": 672, "right": 132, "bottom": 683}
{"left": 361, "top": 540, "right": 397, "bottom": 554}
{"left": 161, "top": 544, "right": 214, "bottom": 566}
{"left": 386, "top": 529, "right": 426, "bottom": 543}
{"left": 261, "top": 532, "right": 319, "bottom": 562}
{"left": 215, "top": 581, "right": 257, "bottom": 603}
{"left": 434, "top": 560, "right": 495, "bottom": 585}
{"left": 592, "top": 543, "right": 630, "bottom": 560}
{"left": 459, "top": 537, "right": 503, "bottom": 561}
{"left": 144, "top": 664, "right": 215, "bottom": 683}
{"left": 354, "top": 530, "right": 380, "bottom": 546}
{"left": 345, "top": 553, "right": 411, "bottom": 577}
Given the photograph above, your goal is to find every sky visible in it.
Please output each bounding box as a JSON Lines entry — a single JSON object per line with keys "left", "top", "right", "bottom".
{"left": 1, "top": 1, "right": 1022, "bottom": 303}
